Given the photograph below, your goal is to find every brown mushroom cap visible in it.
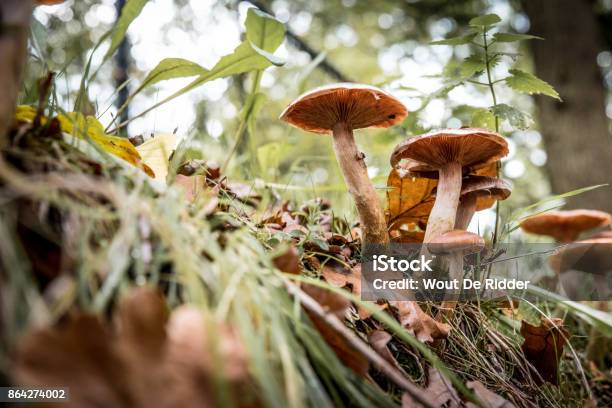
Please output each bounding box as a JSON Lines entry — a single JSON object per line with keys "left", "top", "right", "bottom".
{"left": 390, "top": 128, "right": 508, "bottom": 171}
{"left": 548, "top": 237, "right": 612, "bottom": 274}
{"left": 279, "top": 83, "right": 408, "bottom": 133}
{"left": 427, "top": 230, "right": 485, "bottom": 255}
{"left": 460, "top": 176, "right": 512, "bottom": 210}
{"left": 520, "top": 210, "right": 611, "bottom": 242}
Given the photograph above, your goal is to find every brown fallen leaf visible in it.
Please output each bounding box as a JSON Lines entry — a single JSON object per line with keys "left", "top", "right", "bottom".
{"left": 402, "top": 366, "right": 460, "bottom": 408}
{"left": 385, "top": 165, "right": 437, "bottom": 232}
{"left": 390, "top": 229, "right": 425, "bottom": 244}
{"left": 520, "top": 317, "right": 569, "bottom": 385}
{"left": 272, "top": 245, "right": 302, "bottom": 275}
{"left": 176, "top": 159, "right": 221, "bottom": 181}
{"left": 465, "top": 380, "right": 516, "bottom": 408}
{"left": 321, "top": 264, "right": 386, "bottom": 320}
{"left": 13, "top": 287, "right": 253, "bottom": 408}
{"left": 389, "top": 301, "right": 450, "bottom": 344}
{"left": 368, "top": 330, "right": 404, "bottom": 372}
{"left": 301, "top": 284, "right": 369, "bottom": 376}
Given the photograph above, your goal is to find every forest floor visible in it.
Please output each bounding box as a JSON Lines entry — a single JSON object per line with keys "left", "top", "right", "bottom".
{"left": 0, "top": 108, "right": 610, "bottom": 408}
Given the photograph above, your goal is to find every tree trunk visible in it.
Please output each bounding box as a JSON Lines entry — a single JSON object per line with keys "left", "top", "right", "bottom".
{"left": 0, "top": 0, "right": 34, "bottom": 146}
{"left": 522, "top": 0, "right": 612, "bottom": 213}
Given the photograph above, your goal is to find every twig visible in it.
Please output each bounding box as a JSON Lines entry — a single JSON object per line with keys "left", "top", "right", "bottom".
{"left": 284, "top": 279, "right": 436, "bottom": 408}
{"left": 0, "top": 0, "right": 34, "bottom": 147}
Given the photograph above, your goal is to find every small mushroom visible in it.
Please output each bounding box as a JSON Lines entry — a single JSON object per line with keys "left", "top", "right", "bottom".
{"left": 391, "top": 128, "right": 508, "bottom": 242}
{"left": 452, "top": 176, "right": 512, "bottom": 230}
{"left": 427, "top": 230, "right": 485, "bottom": 317}
{"left": 520, "top": 209, "right": 611, "bottom": 243}
{"left": 281, "top": 83, "right": 407, "bottom": 245}
{"left": 548, "top": 237, "right": 612, "bottom": 276}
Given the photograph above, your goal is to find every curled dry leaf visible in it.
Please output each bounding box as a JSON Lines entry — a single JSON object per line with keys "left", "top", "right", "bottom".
{"left": 389, "top": 301, "right": 450, "bottom": 344}
{"left": 465, "top": 380, "right": 516, "bottom": 408}
{"left": 301, "top": 284, "right": 370, "bottom": 376}
{"left": 12, "top": 287, "right": 253, "bottom": 407}
{"left": 520, "top": 317, "right": 569, "bottom": 385}
{"left": 402, "top": 366, "right": 460, "bottom": 408}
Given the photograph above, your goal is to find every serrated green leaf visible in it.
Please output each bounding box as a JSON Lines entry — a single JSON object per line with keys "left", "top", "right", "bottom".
{"left": 471, "top": 108, "right": 496, "bottom": 129}
{"left": 443, "top": 55, "right": 484, "bottom": 80}
{"left": 103, "top": 0, "right": 147, "bottom": 62}
{"left": 460, "top": 54, "right": 485, "bottom": 77}
{"left": 490, "top": 103, "right": 533, "bottom": 130}
{"left": 139, "top": 58, "right": 208, "bottom": 90}
{"left": 505, "top": 69, "right": 561, "bottom": 100}
{"left": 430, "top": 32, "right": 477, "bottom": 46}
{"left": 245, "top": 8, "right": 285, "bottom": 53}
{"left": 469, "top": 14, "right": 501, "bottom": 28}
{"left": 493, "top": 32, "right": 543, "bottom": 43}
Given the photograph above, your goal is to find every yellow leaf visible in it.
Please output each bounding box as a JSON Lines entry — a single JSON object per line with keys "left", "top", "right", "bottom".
{"left": 136, "top": 133, "right": 179, "bottom": 181}
{"left": 14, "top": 105, "right": 154, "bottom": 177}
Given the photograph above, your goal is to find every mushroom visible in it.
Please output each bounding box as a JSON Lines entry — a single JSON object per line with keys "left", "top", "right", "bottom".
{"left": 520, "top": 209, "right": 611, "bottom": 243}
{"left": 391, "top": 128, "right": 508, "bottom": 242}
{"left": 427, "top": 230, "right": 485, "bottom": 317}
{"left": 548, "top": 235, "right": 612, "bottom": 366}
{"left": 280, "top": 83, "right": 407, "bottom": 246}
{"left": 452, "top": 176, "right": 512, "bottom": 230}
{"left": 548, "top": 237, "right": 612, "bottom": 276}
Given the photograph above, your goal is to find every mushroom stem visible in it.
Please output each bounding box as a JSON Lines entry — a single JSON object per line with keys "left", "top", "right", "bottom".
{"left": 424, "top": 161, "right": 462, "bottom": 242}
{"left": 332, "top": 122, "right": 389, "bottom": 246}
{"left": 455, "top": 193, "right": 477, "bottom": 230}
{"left": 436, "top": 252, "right": 463, "bottom": 320}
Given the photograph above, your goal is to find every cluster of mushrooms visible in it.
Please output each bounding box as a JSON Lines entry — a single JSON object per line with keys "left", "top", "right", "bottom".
{"left": 281, "top": 83, "right": 517, "bottom": 315}
{"left": 281, "top": 83, "right": 611, "bottom": 317}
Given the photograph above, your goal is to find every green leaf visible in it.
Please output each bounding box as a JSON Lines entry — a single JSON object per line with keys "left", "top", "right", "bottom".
{"left": 459, "top": 54, "right": 485, "bottom": 77}
{"left": 249, "top": 42, "right": 285, "bottom": 66}
{"left": 493, "top": 32, "right": 543, "bottom": 43}
{"left": 469, "top": 14, "right": 501, "bottom": 28}
{"left": 505, "top": 69, "right": 561, "bottom": 100}
{"left": 139, "top": 58, "right": 208, "bottom": 90}
{"left": 490, "top": 103, "right": 533, "bottom": 130}
{"left": 103, "top": 0, "right": 147, "bottom": 61}
{"left": 126, "top": 40, "right": 284, "bottom": 124}
{"left": 442, "top": 55, "right": 484, "bottom": 80}
{"left": 124, "top": 10, "right": 286, "bottom": 127}
{"left": 430, "top": 32, "right": 477, "bottom": 46}
{"left": 245, "top": 8, "right": 285, "bottom": 53}
{"left": 471, "top": 108, "right": 496, "bottom": 129}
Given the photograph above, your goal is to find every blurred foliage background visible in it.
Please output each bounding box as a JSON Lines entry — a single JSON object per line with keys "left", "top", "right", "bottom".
{"left": 27, "top": 0, "right": 612, "bottom": 239}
